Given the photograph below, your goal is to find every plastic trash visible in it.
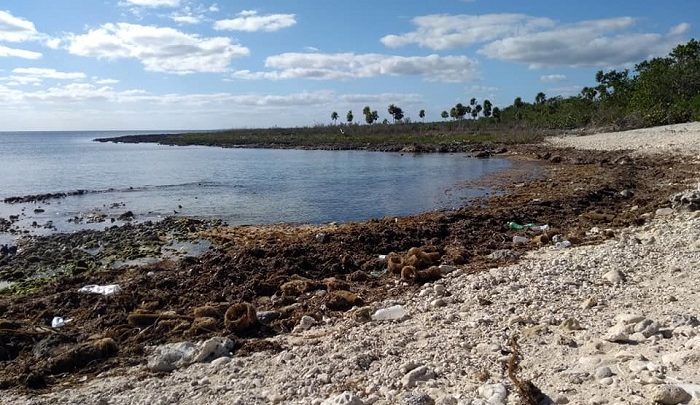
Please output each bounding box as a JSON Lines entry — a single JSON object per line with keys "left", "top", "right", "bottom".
{"left": 51, "top": 316, "right": 71, "bottom": 328}
{"left": 555, "top": 240, "right": 572, "bottom": 249}
{"left": 507, "top": 222, "right": 534, "bottom": 230}
{"left": 508, "top": 222, "right": 549, "bottom": 232}
{"left": 512, "top": 236, "right": 529, "bottom": 245}
{"left": 371, "top": 305, "right": 407, "bottom": 321}
{"left": 78, "top": 284, "right": 121, "bottom": 296}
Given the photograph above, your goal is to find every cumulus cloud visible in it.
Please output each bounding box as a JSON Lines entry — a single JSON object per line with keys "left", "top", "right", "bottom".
{"left": 479, "top": 18, "right": 690, "bottom": 67}
{"left": 232, "top": 52, "right": 478, "bottom": 82}
{"left": 0, "top": 10, "right": 48, "bottom": 59}
{"left": 540, "top": 74, "right": 567, "bottom": 83}
{"left": 382, "top": 13, "right": 690, "bottom": 68}
{"left": 0, "top": 44, "right": 41, "bottom": 59}
{"left": 0, "top": 10, "right": 39, "bottom": 42}
{"left": 380, "top": 14, "right": 554, "bottom": 50}
{"left": 214, "top": 10, "right": 296, "bottom": 32}
{"left": 123, "top": 0, "right": 181, "bottom": 8}
{"left": 66, "top": 23, "right": 249, "bottom": 74}
{"left": 171, "top": 14, "right": 201, "bottom": 24}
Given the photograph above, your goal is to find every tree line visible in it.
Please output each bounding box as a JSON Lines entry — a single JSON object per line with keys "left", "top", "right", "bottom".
{"left": 330, "top": 39, "right": 700, "bottom": 130}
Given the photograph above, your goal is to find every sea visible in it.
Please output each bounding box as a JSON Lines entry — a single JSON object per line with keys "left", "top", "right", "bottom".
{"left": 0, "top": 131, "right": 531, "bottom": 243}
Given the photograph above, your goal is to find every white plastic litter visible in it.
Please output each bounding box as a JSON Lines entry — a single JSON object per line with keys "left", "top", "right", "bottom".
{"left": 51, "top": 316, "right": 71, "bottom": 328}
{"left": 78, "top": 284, "right": 121, "bottom": 296}
{"left": 371, "top": 305, "right": 407, "bottom": 321}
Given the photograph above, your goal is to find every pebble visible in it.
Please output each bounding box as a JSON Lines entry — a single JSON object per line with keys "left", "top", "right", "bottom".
{"left": 603, "top": 269, "right": 626, "bottom": 284}
{"left": 477, "top": 383, "right": 507, "bottom": 403}
{"left": 402, "top": 366, "right": 435, "bottom": 388}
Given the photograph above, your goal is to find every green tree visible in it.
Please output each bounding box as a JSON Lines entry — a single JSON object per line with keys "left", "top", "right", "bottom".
{"left": 346, "top": 110, "right": 353, "bottom": 124}
{"left": 362, "top": 106, "right": 377, "bottom": 124}
{"left": 580, "top": 87, "right": 598, "bottom": 101}
{"left": 441, "top": 110, "right": 449, "bottom": 120}
{"left": 449, "top": 107, "right": 457, "bottom": 120}
{"left": 454, "top": 103, "right": 468, "bottom": 120}
{"left": 387, "top": 104, "right": 404, "bottom": 123}
{"left": 419, "top": 109, "right": 426, "bottom": 121}
{"left": 513, "top": 97, "right": 524, "bottom": 109}
{"left": 482, "top": 99, "right": 492, "bottom": 117}
{"left": 535, "top": 92, "right": 547, "bottom": 105}
{"left": 469, "top": 97, "right": 476, "bottom": 106}
{"left": 331, "top": 111, "right": 338, "bottom": 124}
{"left": 492, "top": 107, "right": 501, "bottom": 122}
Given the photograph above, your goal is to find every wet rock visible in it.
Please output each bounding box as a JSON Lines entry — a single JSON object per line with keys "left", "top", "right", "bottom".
{"left": 257, "top": 311, "right": 282, "bottom": 324}
{"left": 118, "top": 211, "right": 135, "bottom": 221}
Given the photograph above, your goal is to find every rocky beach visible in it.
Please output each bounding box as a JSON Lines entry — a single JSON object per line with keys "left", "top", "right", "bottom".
{"left": 1, "top": 123, "right": 700, "bottom": 404}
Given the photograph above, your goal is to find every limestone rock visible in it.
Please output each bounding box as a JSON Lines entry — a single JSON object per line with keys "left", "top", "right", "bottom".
{"left": 648, "top": 384, "right": 691, "bottom": 404}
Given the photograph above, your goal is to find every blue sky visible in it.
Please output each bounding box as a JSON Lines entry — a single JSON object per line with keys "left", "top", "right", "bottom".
{"left": 0, "top": 0, "right": 697, "bottom": 130}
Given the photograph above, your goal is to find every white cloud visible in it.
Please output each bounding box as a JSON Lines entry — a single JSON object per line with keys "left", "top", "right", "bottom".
{"left": 540, "top": 74, "right": 567, "bottom": 83}
{"left": 232, "top": 52, "right": 478, "bottom": 82}
{"left": 0, "top": 44, "right": 41, "bottom": 59}
{"left": 66, "top": 23, "right": 249, "bottom": 74}
{"left": 123, "top": 0, "right": 181, "bottom": 8}
{"left": 545, "top": 85, "right": 584, "bottom": 97}
{"left": 479, "top": 17, "right": 689, "bottom": 67}
{"left": 0, "top": 10, "right": 39, "bottom": 42}
{"left": 0, "top": 82, "right": 420, "bottom": 110}
{"left": 214, "top": 10, "right": 296, "bottom": 32}
{"left": 209, "top": 4, "right": 219, "bottom": 13}
{"left": 12, "top": 67, "right": 86, "bottom": 80}
{"left": 380, "top": 14, "right": 555, "bottom": 50}
{"left": 171, "top": 14, "right": 201, "bottom": 24}
{"left": 383, "top": 13, "right": 690, "bottom": 68}
{"left": 95, "top": 78, "right": 120, "bottom": 85}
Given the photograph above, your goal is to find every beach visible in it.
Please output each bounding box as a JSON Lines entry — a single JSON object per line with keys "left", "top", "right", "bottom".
{"left": 1, "top": 124, "right": 699, "bottom": 404}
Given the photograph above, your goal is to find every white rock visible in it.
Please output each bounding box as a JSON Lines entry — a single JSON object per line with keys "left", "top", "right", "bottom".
{"left": 295, "top": 315, "right": 317, "bottom": 332}
{"left": 477, "top": 383, "right": 507, "bottom": 403}
{"left": 603, "top": 269, "right": 626, "bottom": 284}
{"left": 604, "top": 322, "right": 632, "bottom": 342}
{"left": 371, "top": 305, "right": 407, "bottom": 321}
{"left": 402, "top": 366, "right": 435, "bottom": 388}
{"left": 321, "top": 392, "right": 364, "bottom": 405}
{"left": 655, "top": 208, "right": 674, "bottom": 216}
{"left": 648, "top": 384, "right": 691, "bottom": 404}
{"left": 595, "top": 366, "right": 613, "bottom": 379}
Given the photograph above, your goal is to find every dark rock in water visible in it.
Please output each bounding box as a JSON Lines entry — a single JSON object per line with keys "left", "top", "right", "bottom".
{"left": 33, "top": 208, "right": 45, "bottom": 213}
{"left": 474, "top": 151, "right": 491, "bottom": 158}
{"left": 118, "top": 211, "right": 135, "bottom": 221}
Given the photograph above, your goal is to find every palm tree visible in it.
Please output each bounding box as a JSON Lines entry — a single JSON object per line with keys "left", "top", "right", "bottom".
{"left": 419, "top": 109, "right": 426, "bottom": 122}
{"left": 346, "top": 110, "right": 353, "bottom": 124}
{"left": 331, "top": 111, "right": 338, "bottom": 124}
{"left": 469, "top": 97, "right": 476, "bottom": 106}
{"left": 441, "top": 110, "right": 449, "bottom": 120}
{"left": 513, "top": 97, "right": 523, "bottom": 109}
{"left": 492, "top": 107, "right": 501, "bottom": 122}
{"left": 482, "top": 99, "right": 492, "bottom": 117}
{"left": 535, "top": 92, "right": 546, "bottom": 105}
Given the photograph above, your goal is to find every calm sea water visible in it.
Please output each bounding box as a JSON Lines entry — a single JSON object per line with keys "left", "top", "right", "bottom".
{"left": 0, "top": 131, "right": 528, "bottom": 242}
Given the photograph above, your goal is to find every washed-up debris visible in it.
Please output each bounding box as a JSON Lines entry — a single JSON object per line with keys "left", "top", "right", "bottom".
{"left": 371, "top": 305, "right": 407, "bottom": 321}
{"left": 78, "top": 284, "right": 121, "bottom": 296}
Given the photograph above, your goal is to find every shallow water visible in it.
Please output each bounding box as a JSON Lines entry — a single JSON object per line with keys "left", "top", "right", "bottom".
{"left": 0, "top": 131, "right": 535, "bottom": 243}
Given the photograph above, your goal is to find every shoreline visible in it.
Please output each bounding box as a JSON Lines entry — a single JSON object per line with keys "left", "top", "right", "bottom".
{"left": 2, "top": 128, "right": 700, "bottom": 402}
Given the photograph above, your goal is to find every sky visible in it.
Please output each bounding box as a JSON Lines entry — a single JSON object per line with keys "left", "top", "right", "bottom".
{"left": 0, "top": 0, "right": 697, "bottom": 131}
